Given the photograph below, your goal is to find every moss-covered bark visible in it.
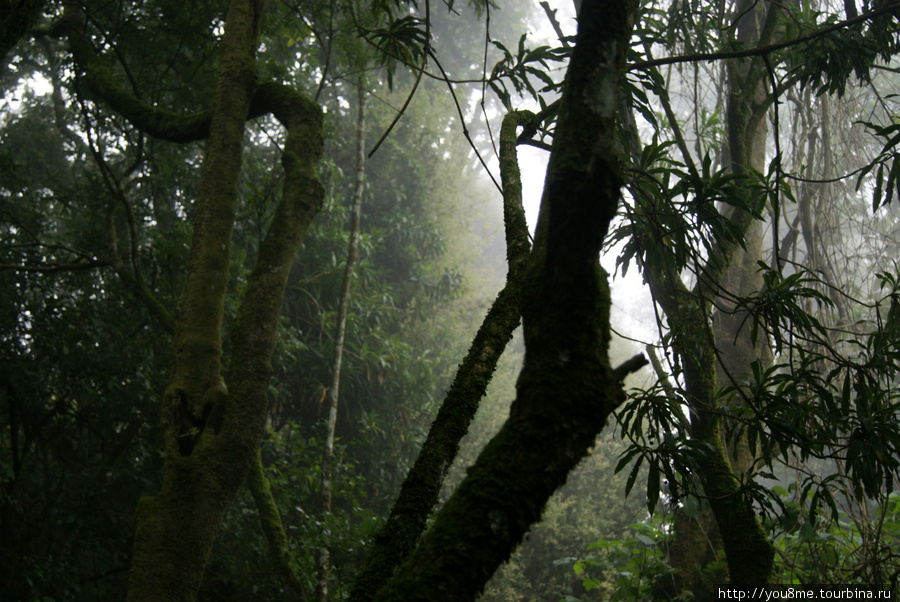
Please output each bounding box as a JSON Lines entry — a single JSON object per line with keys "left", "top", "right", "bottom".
{"left": 657, "top": 225, "right": 768, "bottom": 597}
{"left": 348, "top": 109, "right": 534, "bottom": 602}
{"left": 125, "top": 3, "right": 262, "bottom": 598}
{"left": 368, "top": 2, "right": 639, "bottom": 599}
{"left": 679, "top": 310, "right": 773, "bottom": 585}
{"left": 96, "top": 0, "right": 325, "bottom": 598}
{"left": 642, "top": 189, "right": 773, "bottom": 589}
{"left": 248, "top": 450, "right": 305, "bottom": 600}
{"left": 64, "top": 2, "right": 325, "bottom": 597}
{"left": 125, "top": 1, "right": 264, "bottom": 599}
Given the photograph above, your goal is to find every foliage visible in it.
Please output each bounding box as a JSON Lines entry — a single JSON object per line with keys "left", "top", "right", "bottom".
{"left": 600, "top": 0, "right": 900, "bottom": 592}
{"left": 565, "top": 521, "right": 675, "bottom": 602}
{"left": 202, "top": 425, "right": 384, "bottom": 600}
{"left": 779, "top": 3, "right": 900, "bottom": 98}
{"left": 771, "top": 488, "right": 900, "bottom": 587}
{"left": 857, "top": 119, "right": 900, "bottom": 212}
{"left": 488, "top": 33, "right": 568, "bottom": 111}
{"left": 4, "top": 0, "right": 900, "bottom": 597}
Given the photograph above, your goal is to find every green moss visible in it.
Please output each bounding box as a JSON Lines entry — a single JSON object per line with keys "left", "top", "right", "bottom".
{"left": 350, "top": 110, "right": 534, "bottom": 602}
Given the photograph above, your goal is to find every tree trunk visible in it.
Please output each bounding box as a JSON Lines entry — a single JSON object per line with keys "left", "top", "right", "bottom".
{"left": 348, "top": 108, "right": 533, "bottom": 602}
{"left": 642, "top": 0, "right": 778, "bottom": 594}
{"left": 368, "top": 1, "right": 641, "bottom": 598}
{"left": 316, "top": 77, "right": 367, "bottom": 602}
{"left": 126, "top": 2, "right": 263, "bottom": 598}
{"left": 124, "top": 1, "right": 326, "bottom": 598}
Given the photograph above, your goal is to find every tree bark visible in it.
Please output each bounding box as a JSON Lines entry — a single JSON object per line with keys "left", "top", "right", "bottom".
{"left": 248, "top": 450, "right": 305, "bottom": 600}
{"left": 348, "top": 108, "right": 533, "bottom": 602}
{"left": 369, "top": 1, "right": 640, "bottom": 598}
{"left": 123, "top": 1, "right": 326, "bottom": 598}
{"left": 127, "top": 2, "right": 263, "bottom": 598}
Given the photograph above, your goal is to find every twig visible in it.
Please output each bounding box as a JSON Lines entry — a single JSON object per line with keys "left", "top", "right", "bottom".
{"left": 539, "top": 1, "right": 571, "bottom": 49}
{"left": 631, "top": 4, "right": 898, "bottom": 71}
{"left": 367, "top": 0, "right": 431, "bottom": 157}
{"left": 429, "top": 48, "right": 502, "bottom": 193}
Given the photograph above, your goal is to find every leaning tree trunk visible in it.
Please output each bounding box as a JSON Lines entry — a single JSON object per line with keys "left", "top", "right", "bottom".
{"left": 348, "top": 107, "right": 534, "bottom": 602}
{"left": 367, "top": 0, "right": 644, "bottom": 599}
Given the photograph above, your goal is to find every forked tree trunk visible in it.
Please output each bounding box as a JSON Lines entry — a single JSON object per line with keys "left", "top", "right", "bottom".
{"left": 367, "top": 1, "right": 643, "bottom": 598}
{"left": 126, "top": 2, "right": 263, "bottom": 598}
{"left": 123, "top": 1, "right": 326, "bottom": 599}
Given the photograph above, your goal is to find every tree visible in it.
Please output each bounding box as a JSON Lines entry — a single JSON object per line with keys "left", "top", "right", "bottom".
{"left": 365, "top": 0, "right": 647, "bottom": 597}
{"left": 316, "top": 75, "right": 366, "bottom": 602}
{"left": 4, "top": 0, "right": 900, "bottom": 599}
{"left": 608, "top": 0, "right": 900, "bottom": 595}
{"left": 0, "top": 0, "right": 438, "bottom": 597}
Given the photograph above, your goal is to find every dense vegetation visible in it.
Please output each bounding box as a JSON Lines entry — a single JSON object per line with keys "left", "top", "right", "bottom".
{"left": 1, "top": 0, "right": 900, "bottom": 600}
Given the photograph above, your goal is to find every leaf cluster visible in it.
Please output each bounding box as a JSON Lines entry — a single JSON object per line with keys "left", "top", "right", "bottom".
{"left": 857, "top": 117, "right": 900, "bottom": 212}
{"left": 613, "top": 140, "right": 770, "bottom": 280}
{"left": 780, "top": 5, "right": 900, "bottom": 98}
{"left": 488, "top": 33, "right": 567, "bottom": 111}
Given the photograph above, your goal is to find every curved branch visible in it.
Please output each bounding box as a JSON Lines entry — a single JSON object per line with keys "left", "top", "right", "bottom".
{"left": 348, "top": 109, "right": 533, "bottom": 602}
{"left": 64, "top": 7, "right": 276, "bottom": 143}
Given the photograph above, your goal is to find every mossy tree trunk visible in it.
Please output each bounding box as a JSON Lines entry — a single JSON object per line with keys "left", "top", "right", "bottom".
{"left": 347, "top": 107, "right": 534, "bottom": 602}
{"left": 639, "top": 0, "right": 779, "bottom": 592}
{"left": 248, "top": 450, "right": 305, "bottom": 599}
{"left": 660, "top": 223, "right": 768, "bottom": 597}
{"left": 364, "top": 0, "right": 643, "bottom": 599}
{"left": 125, "top": 2, "right": 263, "bottom": 597}
{"left": 56, "top": 0, "right": 326, "bottom": 599}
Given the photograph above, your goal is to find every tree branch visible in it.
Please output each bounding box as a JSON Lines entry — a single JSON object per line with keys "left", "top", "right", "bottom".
{"left": 349, "top": 108, "right": 533, "bottom": 602}
{"left": 630, "top": 3, "right": 899, "bottom": 71}
{"left": 371, "top": 0, "right": 637, "bottom": 598}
